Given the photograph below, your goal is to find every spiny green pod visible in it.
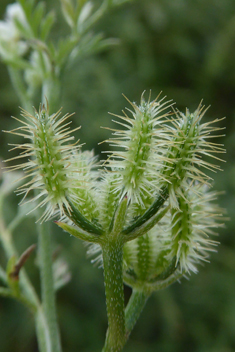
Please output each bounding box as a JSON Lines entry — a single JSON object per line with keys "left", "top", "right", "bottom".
{"left": 4, "top": 103, "right": 82, "bottom": 221}
{"left": 161, "top": 103, "right": 225, "bottom": 208}
{"left": 123, "top": 181, "right": 225, "bottom": 291}
{"left": 103, "top": 92, "right": 174, "bottom": 206}
{"left": 166, "top": 182, "right": 225, "bottom": 274}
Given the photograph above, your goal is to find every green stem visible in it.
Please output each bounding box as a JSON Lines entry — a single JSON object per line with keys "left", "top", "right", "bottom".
{"left": 35, "top": 306, "right": 53, "bottom": 352}
{"left": 102, "top": 239, "right": 125, "bottom": 352}
{"left": 0, "top": 286, "right": 37, "bottom": 313}
{"left": 0, "top": 195, "right": 38, "bottom": 306}
{"left": 38, "top": 74, "right": 62, "bottom": 351}
{"left": 0, "top": 195, "right": 53, "bottom": 351}
{"left": 37, "top": 220, "right": 62, "bottom": 352}
{"left": 7, "top": 67, "right": 33, "bottom": 112}
{"left": 125, "top": 289, "right": 150, "bottom": 340}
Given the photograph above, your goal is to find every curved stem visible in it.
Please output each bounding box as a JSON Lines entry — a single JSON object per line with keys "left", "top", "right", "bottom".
{"left": 125, "top": 289, "right": 150, "bottom": 340}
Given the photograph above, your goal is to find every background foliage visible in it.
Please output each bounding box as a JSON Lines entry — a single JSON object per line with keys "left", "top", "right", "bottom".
{"left": 0, "top": 0, "right": 235, "bottom": 351}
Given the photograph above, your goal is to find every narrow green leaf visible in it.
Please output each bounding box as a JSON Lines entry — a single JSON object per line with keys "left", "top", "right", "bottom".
{"left": 65, "top": 198, "right": 104, "bottom": 235}
{"left": 109, "top": 197, "right": 128, "bottom": 235}
{"left": 122, "top": 186, "right": 169, "bottom": 236}
{"left": 18, "top": 0, "right": 35, "bottom": 24}
{"left": 40, "top": 11, "right": 55, "bottom": 41}
{"left": 61, "top": 0, "right": 76, "bottom": 28}
{"left": 55, "top": 221, "right": 101, "bottom": 243}
{"left": 149, "top": 257, "right": 178, "bottom": 283}
{"left": 31, "top": 2, "right": 45, "bottom": 35}
{"left": 14, "top": 17, "right": 34, "bottom": 38}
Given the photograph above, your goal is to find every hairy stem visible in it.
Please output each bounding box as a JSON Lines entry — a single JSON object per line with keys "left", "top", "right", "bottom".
{"left": 102, "top": 239, "right": 125, "bottom": 352}
{"left": 35, "top": 306, "right": 53, "bottom": 352}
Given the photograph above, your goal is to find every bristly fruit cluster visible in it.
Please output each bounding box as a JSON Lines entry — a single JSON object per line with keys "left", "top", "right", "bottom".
{"left": 4, "top": 92, "right": 226, "bottom": 285}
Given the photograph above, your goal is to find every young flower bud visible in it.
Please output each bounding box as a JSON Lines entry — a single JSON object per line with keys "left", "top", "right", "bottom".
{"left": 4, "top": 103, "right": 82, "bottom": 221}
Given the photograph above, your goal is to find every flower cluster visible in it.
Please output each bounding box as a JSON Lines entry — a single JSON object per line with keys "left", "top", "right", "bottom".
{"left": 5, "top": 92, "right": 225, "bottom": 281}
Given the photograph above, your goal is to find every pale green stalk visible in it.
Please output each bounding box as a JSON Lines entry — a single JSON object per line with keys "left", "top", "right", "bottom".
{"left": 0, "top": 193, "right": 53, "bottom": 352}
{"left": 102, "top": 239, "right": 126, "bottom": 352}
{"left": 37, "top": 220, "right": 62, "bottom": 352}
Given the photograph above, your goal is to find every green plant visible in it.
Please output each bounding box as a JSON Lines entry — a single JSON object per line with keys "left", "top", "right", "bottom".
{"left": 0, "top": 1, "right": 226, "bottom": 352}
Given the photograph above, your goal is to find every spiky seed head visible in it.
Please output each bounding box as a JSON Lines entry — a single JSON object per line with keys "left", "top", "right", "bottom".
{"left": 4, "top": 103, "right": 82, "bottom": 221}
{"left": 123, "top": 181, "right": 225, "bottom": 289}
{"left": 160, "top": 102, "right": 226, "bottom": 208}
{"left": 103, "top": 92, "right": 174, "bottom": 206}
{"left": 166, "top": 182, "right": 225, "bottom": 274}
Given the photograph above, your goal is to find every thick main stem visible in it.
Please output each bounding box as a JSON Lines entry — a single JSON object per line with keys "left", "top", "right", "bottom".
{"left": 37, "top": 221, "right": 62, "bottom": 352}
{"left": 102, "top": 239, "right": 125, "bottom": 352}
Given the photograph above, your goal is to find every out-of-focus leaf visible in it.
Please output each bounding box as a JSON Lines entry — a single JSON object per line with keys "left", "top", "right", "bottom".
{"left": 40, "top": 10, "right": 56, "bottom": 41}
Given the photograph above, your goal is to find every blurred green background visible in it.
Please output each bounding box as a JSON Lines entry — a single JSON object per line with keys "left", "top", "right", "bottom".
{"left": 0, "top": 0, "right": 235, "bottom": 351}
